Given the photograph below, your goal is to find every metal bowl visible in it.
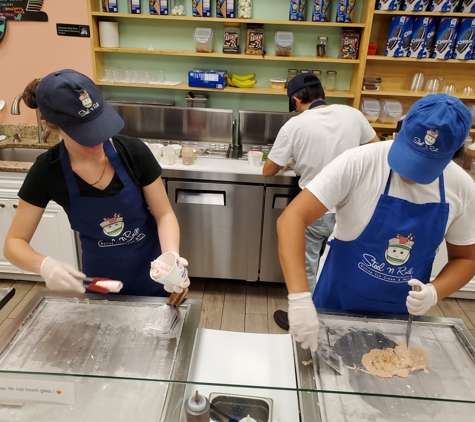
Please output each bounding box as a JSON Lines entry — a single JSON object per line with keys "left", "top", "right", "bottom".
{"left": 209, "top": 392, "right": 273, "bottom": 422}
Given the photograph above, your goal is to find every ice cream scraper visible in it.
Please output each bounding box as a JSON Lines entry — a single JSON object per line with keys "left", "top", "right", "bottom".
{"left": 406, "top": 284, "right": 421, "bottom": 348}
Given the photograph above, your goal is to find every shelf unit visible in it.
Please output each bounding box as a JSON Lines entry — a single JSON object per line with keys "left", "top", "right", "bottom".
{"left": 363, "top": 5, "right": 475, "bottom": 135}
{"left": 370, "top": 121, "right": 475, "bottom": 135}
{"left": 86, "top": 0, "right": 374, "bottom": 111}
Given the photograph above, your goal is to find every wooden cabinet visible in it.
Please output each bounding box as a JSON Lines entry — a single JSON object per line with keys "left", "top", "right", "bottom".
{"left": 86, "top": 0, "right": 376, "bottom": 110}
{"left": 362, "top": 7, "right": 475, "bottom": 135}
{"left": 0, "top": 172, "right": 79, "bottom": 281}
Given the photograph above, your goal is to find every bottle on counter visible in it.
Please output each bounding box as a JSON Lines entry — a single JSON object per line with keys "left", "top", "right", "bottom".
{"left": 184, "top": 390, "right": 210, "bottom": 422}
{"left": 163, "top": 145, "right": 176, "bottom": 165}
{"left": 182, "top": 146, "right": 194, "bottom": 165}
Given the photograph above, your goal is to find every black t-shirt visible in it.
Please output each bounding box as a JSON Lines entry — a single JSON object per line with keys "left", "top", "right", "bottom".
{"left": 18, "top": 135, "right": 162, "bottom": 214}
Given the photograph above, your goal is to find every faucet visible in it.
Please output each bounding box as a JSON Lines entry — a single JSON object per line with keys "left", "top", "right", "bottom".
{"left": 11, "top": 93, "right": 51, "bottom": 144}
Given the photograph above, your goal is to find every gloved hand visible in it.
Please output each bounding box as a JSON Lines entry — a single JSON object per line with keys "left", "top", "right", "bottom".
{"left": 150, "top": 253, "right": 190, "bottom": 294}
{"left": 406, "top": 279, "right": 438, "bottom": 316}
{"left": 40, "top": 256, "right": 86, "bottom": 293}
{"left": 288, "top": 292, "right": 319, "bottom": 352}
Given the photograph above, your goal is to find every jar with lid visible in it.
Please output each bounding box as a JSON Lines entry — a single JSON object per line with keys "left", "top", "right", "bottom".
{"left": 237, "top": 0, "right": 252, "bottom": 18}
{"left": 463, "top": 141, "right": 475, "bottom": 170}
{"left": 223, "top": 24, "right": 240, "bottom": 54}
{"left": 245, "top": 24, "right": 264, "bottom": 55}
{"left": 311, "top": 69, "right": 322, "bottom": 79}
{"left": 325, "top": 70, "right": 337, "bottom": 91}
{"left": 285, "top": 68, "right": 298, "bottom": 88}
{"left": 316, "top": 36, "right": 328, "bottom": 57}
{"left": 300, "top": 69, "right": 310, "bottom": 74}
{"left": 170, "top": 0, "right": 186, "bottom": 15}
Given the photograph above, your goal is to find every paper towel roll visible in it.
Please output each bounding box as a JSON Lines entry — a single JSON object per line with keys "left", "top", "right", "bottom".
{"left": 98, "top": 21, "right": 119, "bottom": 48}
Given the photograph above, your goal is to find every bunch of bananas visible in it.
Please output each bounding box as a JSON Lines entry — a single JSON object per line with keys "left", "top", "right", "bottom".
{"left": 226, "top": 72, "right": 257, "bottom": 88}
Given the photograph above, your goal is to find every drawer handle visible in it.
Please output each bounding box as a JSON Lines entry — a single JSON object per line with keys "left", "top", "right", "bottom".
{"left": 176, "top": 189, "right": 225, "bottom": 206}
{"left": 273, "top": 195, "right": 296, "bottom": 210}
{"left": 0, "top": 203, "right": 4, "bottom": 208}
{"left": 12, "top": 204, "right": 18, "bottom": 209}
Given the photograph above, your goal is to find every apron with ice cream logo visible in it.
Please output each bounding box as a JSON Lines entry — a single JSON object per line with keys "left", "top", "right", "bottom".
{"left": 313, "top": 171, "right": 449, "bottom": 313}
{"left": 60, "top": 140, "right": 166, "bottom": 296}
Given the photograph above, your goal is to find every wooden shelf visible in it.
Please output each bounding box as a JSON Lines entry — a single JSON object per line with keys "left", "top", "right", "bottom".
{"left": 90, "top": 12, "right": 366, "bottom": 27}
{"left": 95, "top": 47, "right": 360, "bottom": 63}
{"left": 366, "top": 55, "right": 475, "bottom": 64}
{"left": 96, "top": 80, "right": 355, "bottom": 97}
{"left": 361, "top": 90, "right": 475, "bottom": 101}
{"left": 373, "top": 10, "right": 475, "bottom": 18}
{"left": 371, "top": 122, "right": 475, "bottom": 135}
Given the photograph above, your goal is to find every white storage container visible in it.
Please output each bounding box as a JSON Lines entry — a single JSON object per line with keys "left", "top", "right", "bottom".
{"left": 194, "top": 27, "right": 213, "bottom": 53}
{"left": 378, "top": 98, "right": 403, "bottom": 123}
{"left": 275, "top": 31, "right": 294, "bottom": 56}
{"left": 360, "top": 97, "right": 381, "bottom": 123}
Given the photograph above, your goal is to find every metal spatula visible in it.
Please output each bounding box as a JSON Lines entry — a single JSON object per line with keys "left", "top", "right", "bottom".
{"left": 165, "top": 288, "right": 188, "bottom": 331}
{"left": 316, "top": 344, "right": 345, "bottom": 375}
{"left": 406, "top": 284, "right": 421, "bottom": 348}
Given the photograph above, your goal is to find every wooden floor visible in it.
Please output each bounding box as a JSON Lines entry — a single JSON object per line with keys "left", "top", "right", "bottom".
{"left": 0, "top": 278, "right": 475, "bottom": 338}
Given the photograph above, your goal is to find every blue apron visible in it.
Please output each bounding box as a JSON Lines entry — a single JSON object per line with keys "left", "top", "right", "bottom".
{"left": 59, "top": 140, "right": 166, "bottom": 296}
{"left": 313, "top": 171, "right": 449, "bottom": 313}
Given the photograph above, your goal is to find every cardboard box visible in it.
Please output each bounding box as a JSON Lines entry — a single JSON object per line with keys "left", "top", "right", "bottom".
{"left": 432, "top": 17, "right": 459, "bottom": 59}
{"left": 311, "top": 0, "right": 330, "bottom": 21}
{"left": 339, "top": 30, "right": 360, "bottom": 59}
{"left": 431, "top": 0, "right": 460, "bottom": 12}
{"left": 102, "top": 0, "right": 118, "bottom": 13}
{"left": 385, "top": 16, "right": 414, "bottom": 57}
{"left": 407, "top": 16, "right": 437, "bottom": 58}
{"left": 128, "top": 0, "right": 141, "bottom": 14}
{"left": 335, "top": 0, "right": 357, "bottom": 23}
{"left": 188, "top": 69, "right": 226, "bottom": 89}
{"left": 460, "top": 0, "right": 475, "bottom": 13}
{"left": 217, "top": 0, "right": 235, "bottom": 18}
{"left": 453, "top": 18, "right": 475, "bottom": 60}
{"left": 403, "top": 0, "right": 431, "bottom": 11}
{"left": 192, "top": 0, "right": 211, "bottom": 17}
{"left": 150, "top": 0, "right": 168, "bottom": 15}
{"left": 289, "top": 0, "right": 307, "bottom": 21}
{"left": 377, "top": 0, "right": 403, "bottom": 11}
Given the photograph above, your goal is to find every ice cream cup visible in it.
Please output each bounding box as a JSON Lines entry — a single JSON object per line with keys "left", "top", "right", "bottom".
{"left": 151, "top": 251, "right": 188, "bottom": 288}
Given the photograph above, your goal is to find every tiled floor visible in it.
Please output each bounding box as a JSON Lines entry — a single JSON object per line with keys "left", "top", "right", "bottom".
{"left": 0, "top": 278, "right": 475, "bottom": 339}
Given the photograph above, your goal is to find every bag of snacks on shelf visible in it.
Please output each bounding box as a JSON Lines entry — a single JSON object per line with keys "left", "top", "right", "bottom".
{"left": 339, "top": 29, "right": 361, "bottom": 59}
{"left": 407, "top": 16, "right": 437, "bottom": 58}
{"left": 150, "top": 0, "right": 168, "bottom": 15}
{"left": 311, "top": 0, "right": 330, "bottom": 21}
{"left": 403, "top": 0, "right": 431, "bottom": 12}
{"left": 289, "top": 0, "right": 307, "bottom": 21}
{"left": 335, "top": 0, "right": 356, "bottom": 23}
{"left": 245, "top": 24, "right": 264, "bottom": 55}
{"left": 216, "top": 0, "right": 235, "bottom": 17}
{"left": 384, "top": 15, "right": 414, "bottom": 57}
{"left": 192, "top": 0, "right": 211, "bottom": 17}
{"left": 377, "top": 0, "right": 402, "bottom": 11}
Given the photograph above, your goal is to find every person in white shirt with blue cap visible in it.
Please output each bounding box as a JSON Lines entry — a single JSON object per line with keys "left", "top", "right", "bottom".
{"left": 277, "top": 93, "right": 475, "bottom": 351}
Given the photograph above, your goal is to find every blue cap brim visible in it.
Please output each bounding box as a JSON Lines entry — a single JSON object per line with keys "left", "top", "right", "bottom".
{"left": 60, "top": 101, "right": 124, "bottom": 147}
{"left": 387, "top": 135, "right": 450, "bottom": 185}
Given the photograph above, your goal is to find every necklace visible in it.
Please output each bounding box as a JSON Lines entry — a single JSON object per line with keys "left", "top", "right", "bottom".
{"left": 90, "top": 153, "right": 107, "bottom": 186}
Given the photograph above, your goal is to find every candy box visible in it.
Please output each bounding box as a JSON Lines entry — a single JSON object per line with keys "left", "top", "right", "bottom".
{"left": 339, "top": 30, "right": 361, "bottom": 59}
{"left": 377, "top": 0, "right": 403, "bottom": 11}
{"left": 188, "top": 69, "right": 226, "bottom": 89}
{"left": 385, "top": 16, "right": 414, "bottom": 57}
{"left": 407, "top": 16, "right": 437, "bottom": 58}
{"left": 452, "top": 18, "right": 475, "bottom": 60}
{"left": 192, "top": 0, "right": 211, "bottom": 17}
{"left": 150, "top": 0, "right": 168, "bottom": 14}
{"left": 335, "top": 0, "right": 356, "bottom": 23}
{"left": 289, "top": 0, "right": 307, "bottom": 21}
{"left": 216, "top": 0, "right": 235, "bottom": 18}
{"left": 432, "top": 17, "right": 459, "bottom": 59}
{"left": 102, "top": 0, "right": 118, "bottom": 12}
{"left": 311, "top": 0, "right": 331, "bottom": 21}
{"left": 403, "top": 0, "right": 431, "bottom": 11}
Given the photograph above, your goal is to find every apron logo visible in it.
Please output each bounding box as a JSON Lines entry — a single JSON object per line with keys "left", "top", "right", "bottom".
{"left": 385, "top": 233, "right": 415, "bottom": 266}
{"left": 100, "top": 213, "right": 124, "bottom": 237}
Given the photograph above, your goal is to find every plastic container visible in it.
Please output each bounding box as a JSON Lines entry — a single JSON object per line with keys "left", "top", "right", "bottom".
{"left": 237, "top": 0, "right": 252, "bottom": 18}
{"left": 186, "top": 94, "right": 209, "bottom": 107}
{"left": 245, "top": 24, "right": 264, "bottom": 55}
{"left": 270, "top": 79, "right": 286, "bottom": 89}
{"left": 182, "top": 146, "right": 194, "bottom": 165}
{"left": 184, "top": 391, "right": 210, "bottom": 422}
{"left": 324, "top": 70, "right": 337, "bottom": 90}
{"left": 378, "top": 98, "right": 403, "bottom": 123}
{"left": 275, "top": 31, "right": 294, "bottom": 57}
{"left": 360, "top": 98, "right": 381, "bottom": 123}
{"left": 223, "top": 24, "right": 240, "bottom": 54}
{"left": 170, "top": 144, "right": 182, "bottom": 158}
{"left": 194, "top": 27, "right": 213, "bottom": 53}
{"left": 170, "top": 0, "right": 186, "bottom": 15}
{"left": 162, "top": 146, "right": 175, "bottom": 165}
{"left": 463, "top": 142, "right": 475, "bottom": 170}
{"left": 466, "top": 103, "right": 475, "bottom": 127}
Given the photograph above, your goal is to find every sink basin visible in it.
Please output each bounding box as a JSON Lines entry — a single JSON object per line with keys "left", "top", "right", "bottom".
{"left": 0, "top": 147, "right": 47, "bottom": 162}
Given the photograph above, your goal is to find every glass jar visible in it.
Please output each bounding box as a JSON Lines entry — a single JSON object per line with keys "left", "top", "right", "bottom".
{"left": 182, "top": 146, "right": 194, "bottom": 165}
{"left": 300, "top": 69, "right": 310, "bottom": 74}
{"left": 170, "top": 0, "right": 186, "bottom": 16}
{"left": 316, "top": 36, "right": 328, "bottom": 57}
{"left": 237, "top": 0, "right": 252, "bottom": 18}
{"left": 163, "top": 146, "right": 176, "bottom": 165}
{"left": 285, "top": 68, "right": 298, "bottom": 88}
{"left": 311, "top": 69, "right": 322, "bottom": 79}
{"left": 325, "top": 70, "right": 337, "bottom": 91}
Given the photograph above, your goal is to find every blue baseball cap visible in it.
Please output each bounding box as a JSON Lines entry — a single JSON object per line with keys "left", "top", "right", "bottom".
{"left": 36, "top": 69, "right": 124, "bottom": 147}
{"left": 388, "top": 94, "right": 471, "bottom": 184}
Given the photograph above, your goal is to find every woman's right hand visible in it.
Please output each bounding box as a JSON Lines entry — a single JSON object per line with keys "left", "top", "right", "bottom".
{"left": 40, "top": 256, "right": 86, "bottom": 293}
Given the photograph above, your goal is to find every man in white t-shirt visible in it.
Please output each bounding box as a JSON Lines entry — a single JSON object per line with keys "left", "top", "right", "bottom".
{"left": 277, "top": 93, "right": 475, "bottom": 352}
{"left": 262, "top": 72, "right": 379, "bottom": 330}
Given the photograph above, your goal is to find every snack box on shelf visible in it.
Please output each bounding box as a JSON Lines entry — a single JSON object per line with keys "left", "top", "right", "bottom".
{"left": 188, "top": 69, "right": 226, "bottom": 89}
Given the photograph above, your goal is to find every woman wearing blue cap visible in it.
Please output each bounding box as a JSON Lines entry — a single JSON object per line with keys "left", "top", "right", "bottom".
{"left": 3, "top": 69, "right": 189, "bottom": 297}
{"left": 277, "top": 94, "right": 475, "bottom": 351}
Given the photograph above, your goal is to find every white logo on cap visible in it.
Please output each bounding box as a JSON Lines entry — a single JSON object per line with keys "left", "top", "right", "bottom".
{"left": 79, "top": 91, "right": 93, "bottom": 108}
{"left": 424, "top": 129, "right": 438, "bottom": 146}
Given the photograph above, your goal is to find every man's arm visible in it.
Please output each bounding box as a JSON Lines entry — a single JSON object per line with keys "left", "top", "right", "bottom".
{"left": 277, "top": 189, "right": 329, "bottom": 293}
{"left": 366, "top": 134, "right": 380, "bottom": 144}
{"left": 263, "top": 158, "right": 284, "bottom": 177}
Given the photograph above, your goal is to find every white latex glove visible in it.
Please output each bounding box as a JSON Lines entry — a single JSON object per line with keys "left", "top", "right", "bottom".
{"left": 288, "top": 292, "right": 319, "bottom": 352}
{"left": 150, "top": 253, "right": 190, "bottom": 294}
{"left": 406, "top": 279, "right": 438, "bottom": 316}
{"left": 40, "top": 256, "right": 86, "bottom": 293}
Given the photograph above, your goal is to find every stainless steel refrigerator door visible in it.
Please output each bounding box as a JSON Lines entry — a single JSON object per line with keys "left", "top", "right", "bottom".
{"left": 167, "top": 181, "right": 264, "bottom": 281}
{"left": 259, "top": 186, "right": 300, "bottom": 282}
